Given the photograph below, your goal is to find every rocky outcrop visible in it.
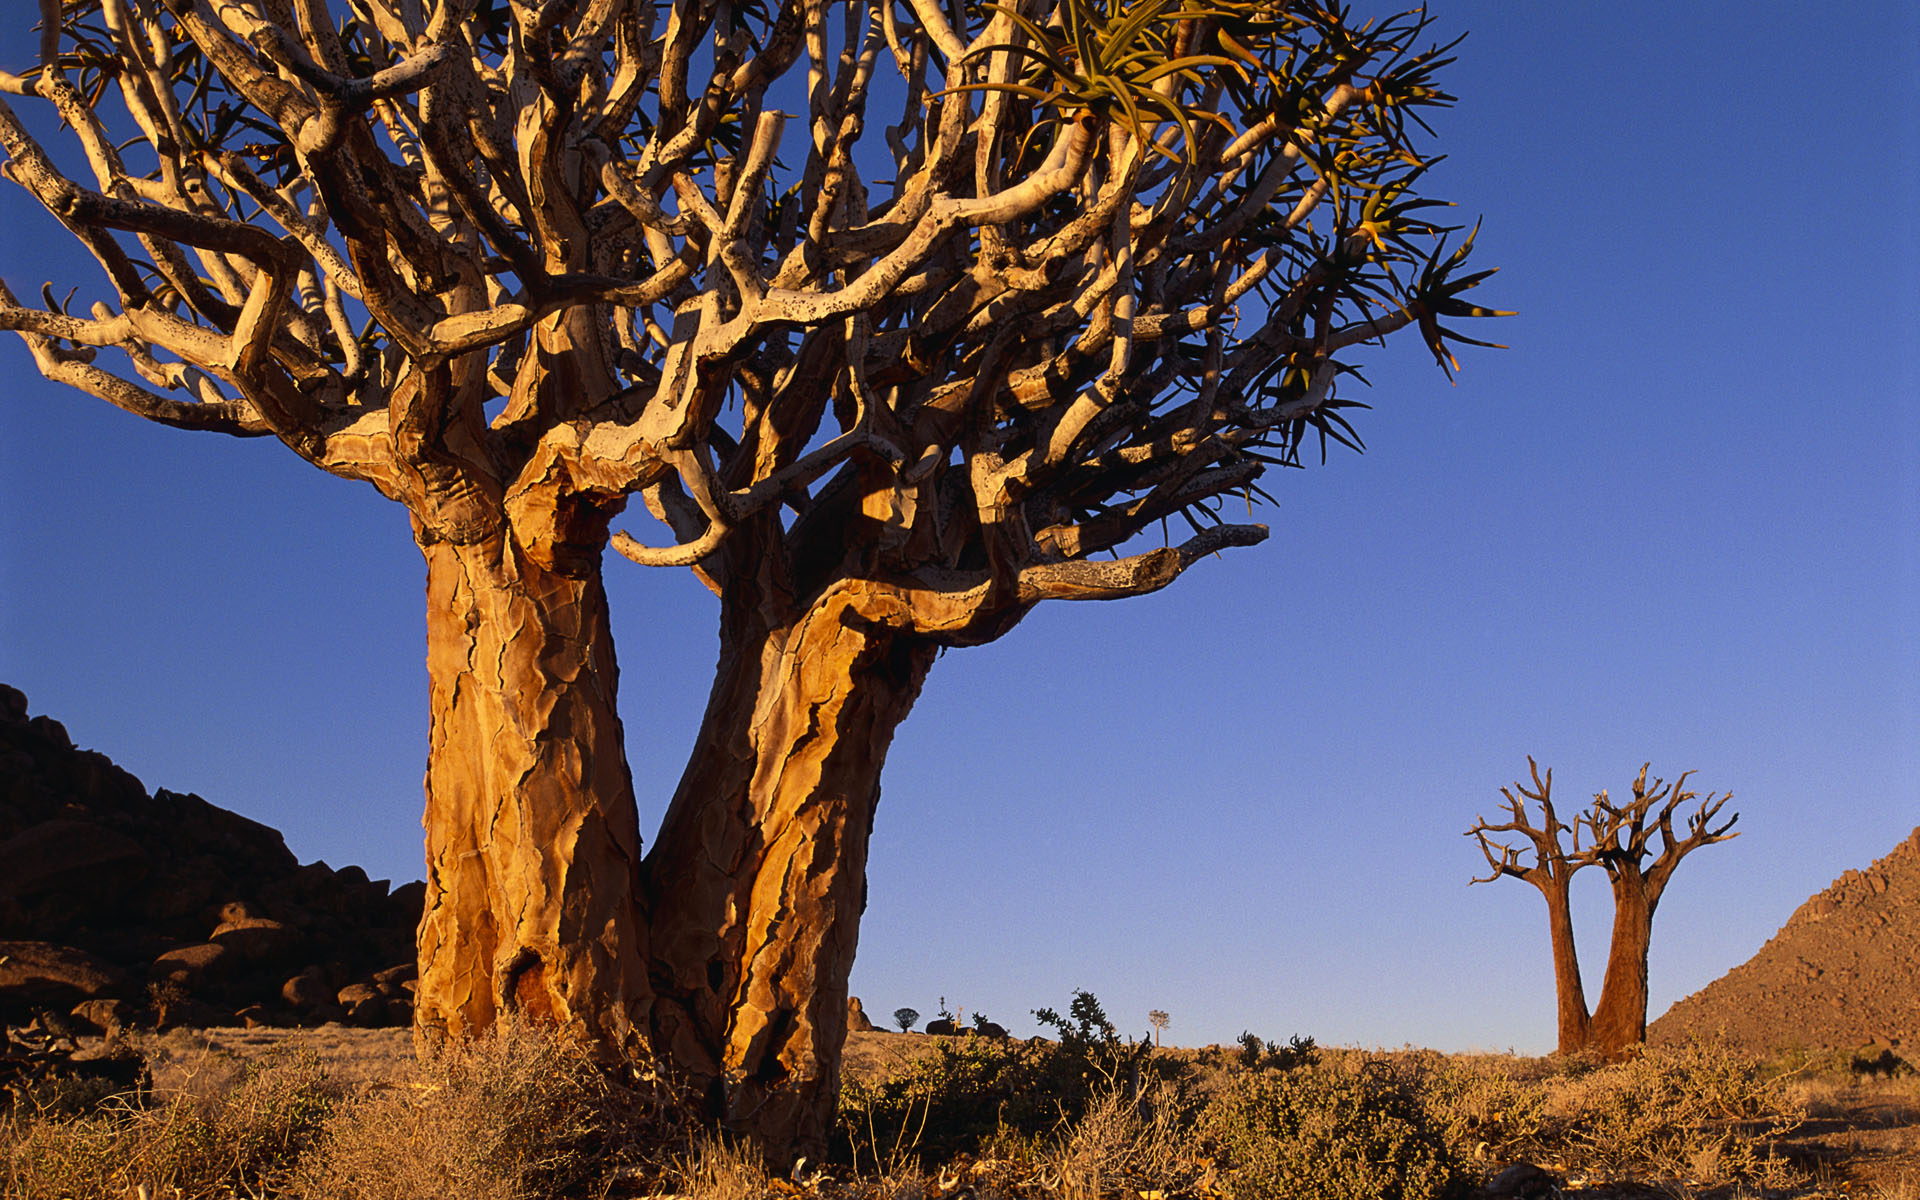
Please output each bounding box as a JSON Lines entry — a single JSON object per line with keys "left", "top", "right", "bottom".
{"left": 0, "top": 684, "right": 421, "bottom": 1034}
{"left": 1650, "top": 827, "right": 1920, "bottom": 1056}
{"left": 847, "top": 995, "right": 876, "bottom": 1032}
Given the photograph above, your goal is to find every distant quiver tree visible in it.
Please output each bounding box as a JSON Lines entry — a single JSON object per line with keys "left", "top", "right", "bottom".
{"left": 0, "top": 0, "right": 1501, "bottom": 1160}
{"left": 892, "top": 1006, "right": 919, "bottom": 1033}
{"left": 1468, "top": 759, "right": 1738, "bottom": 1060}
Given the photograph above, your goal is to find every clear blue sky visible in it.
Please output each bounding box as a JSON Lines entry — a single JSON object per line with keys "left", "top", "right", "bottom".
{"left": 1, "top": 2, "right": 1915, "bottom": 1052}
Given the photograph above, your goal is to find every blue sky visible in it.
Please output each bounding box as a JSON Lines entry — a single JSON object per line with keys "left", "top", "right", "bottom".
{"left": 1, "top": 1, "right": 1916, "bottom": 1052}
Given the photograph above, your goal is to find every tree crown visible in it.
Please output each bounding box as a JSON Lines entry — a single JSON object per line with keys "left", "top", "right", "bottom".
{"left": 1, "top": 0, "right": 1502, "bottom": 635}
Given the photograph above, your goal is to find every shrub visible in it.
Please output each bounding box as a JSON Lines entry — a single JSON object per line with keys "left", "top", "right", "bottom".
{"left": 1236, "top": 1031, "right": 1318, "bottom": 1071}
{"left": 1542, "top": 1043, "right": 1802, "bottom": 1189}
{"left": 301, "top": 1018, "right": 607, "bottom": 1200}
{"left": 1199, "top": 1057, "right": 1470, "bottom": 1200}
{"left": 2, "top": 1046, "right": 337, "bottom": 1200}
{"left": 1042, "top": 1079, "right": 1206, "bottom": 1200}
{"left": 839, "top": 992, "right": 1186, "bottom": 1169}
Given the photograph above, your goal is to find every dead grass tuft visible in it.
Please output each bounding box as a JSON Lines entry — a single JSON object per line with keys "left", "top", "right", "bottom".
{"left": 298, "top": 1016, "right": 606, "bottom": 1200}
{"left": 2, "top": 1045, "right": 338, "bottom": 1200}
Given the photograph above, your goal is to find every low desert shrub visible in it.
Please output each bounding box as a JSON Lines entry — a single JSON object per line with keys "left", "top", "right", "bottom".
{"left": 1198, "top": 1056, "right": 1470, "bottom": 1200}
{"left": 1543, "top": 1043, "right": 1802, "bottom": 1189}
{"left": 837, "top": 990, "right": 1183, "bottom": 1168}
{"left": 1405, "top": 1052, "right": 1550, "bottom": 1164}
{"left": 2, "top": 1046, "right": 337, "bottom": 1200}
{"left": 1041, "top": 1078, "right": 1206, "bottom": 1200}
{"left": 301, "top": 1017, "right": 607, "bottom": 1200}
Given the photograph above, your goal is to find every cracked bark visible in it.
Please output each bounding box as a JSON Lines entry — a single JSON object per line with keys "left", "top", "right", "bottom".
{"left": 644, "top": 573, "right": 936, "bottom": 1162}
{"left": 414, "top": 526, "right": 652, "bottom": 1060}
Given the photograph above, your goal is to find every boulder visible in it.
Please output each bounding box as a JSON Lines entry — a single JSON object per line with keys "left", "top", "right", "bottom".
{"left": 153, "top": 993, "right": 223, "bottom": 1030}
{"left": 210, "top": 917, "right": 303, "bottom": 965}
{"left": 0, "top": 686, "right": 430, "bottom": 1032}
{"left": 0, "top": 941, "right": 125, "bottom": 1007}
{"left": 282, "top": 967, "right": 333, "bottom": 1010}
{"left": 372, "top": 962, "right": 417, "bottom": 995}
{"left": 151, "top": 942, "right": 233, "bottom": 988}
{"left": 847, "top": 995, "right": 876, "bottom": 1032}
{"left": 0, "top": 818, "right": 148, "bottom": 900}
{"left": 336, "top": 982, "right": 380, "bottom": 1008}
{"left": 925, "top": 1017, "right": 959, "bottom": 1036}
{"left": 70, "top": 996, "right": 137, "bottom": 1039}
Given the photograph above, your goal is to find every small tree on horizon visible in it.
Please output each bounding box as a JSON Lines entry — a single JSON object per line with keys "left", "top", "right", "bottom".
{"left": 892, "top": 1007, "right": 919, "bottom": 1033}
{"left": 1148, "top": 1008, "right": 1170, "bottom": 1047}
{"left": 1468, "top": 758, "right": 1739, "bottom": 1059}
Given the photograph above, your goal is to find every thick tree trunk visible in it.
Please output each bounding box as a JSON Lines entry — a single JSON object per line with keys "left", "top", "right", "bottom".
{"left": 1587, "top": 878, "right": 1655, "bottom": 1060}
{"left": 412, "top": 530, "right": 652, "bottom": 1060}
{"left": 1542, "top": 881, "right": 1593, "bottom": 1056}
{"left": 645, "top": 583, "right": 935, "bottom": 1163}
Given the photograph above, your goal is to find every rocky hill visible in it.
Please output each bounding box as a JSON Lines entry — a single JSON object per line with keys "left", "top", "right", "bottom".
{"left": 0, "top": 684, "right": 420, "bottom": 1037}
{"left": 1650, "top": 827, "right": 1920, "bottom": 1056}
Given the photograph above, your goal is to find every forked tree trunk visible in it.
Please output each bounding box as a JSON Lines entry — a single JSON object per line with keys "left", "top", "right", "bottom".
{"left": 413, "top": 530, "right": 653, "bottom": 1060}
{"left": 645, "top": 582, "right": 936, "bottom": 1163}
{"left": 1542, "top": 881, "right": 1593, "bottom": 1056}
{"left": 1587, "top": 878, "right": 1655, "bottom": 1059}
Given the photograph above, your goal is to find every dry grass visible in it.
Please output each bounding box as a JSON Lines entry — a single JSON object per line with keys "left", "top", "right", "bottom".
{"left": 2, "top": 1044, "right": 338, "bottom": 1200}
{"left": 297, "top": 1016, "right": 608, "bottom": 1200}
{"left": 8, "top": 1024, "right": 1920, "bottom": 1199}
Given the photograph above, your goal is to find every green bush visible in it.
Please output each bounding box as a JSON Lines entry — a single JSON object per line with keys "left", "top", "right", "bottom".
{"left": 1198, "top": 1057, "right": 1470, "bottom": 1200}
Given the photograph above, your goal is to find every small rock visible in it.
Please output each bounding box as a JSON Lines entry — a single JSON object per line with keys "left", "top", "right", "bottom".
{"left": 1478, "top": 1162, "right": 1562, "bottom": 1200}
{"left": 70, "top": 996, "right": 137, "bottom": 1039}
{"left": 236, "top": 1004, "right": 285, "bottom": 1029}
{"left": 372, "top": 962, "right": 417, "bottom": 994}
{"left": 336, "top": 982, "right": 379, "bottom": 1008}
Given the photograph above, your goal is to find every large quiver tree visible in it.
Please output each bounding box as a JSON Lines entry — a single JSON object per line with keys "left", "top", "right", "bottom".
{"left": 1, "top": 0, "right": 1499, "bottom": 1158}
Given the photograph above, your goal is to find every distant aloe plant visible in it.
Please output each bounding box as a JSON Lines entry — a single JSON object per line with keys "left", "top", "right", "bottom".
{"left": 893, "top": 1007, "right": 920, "bottom": 1034}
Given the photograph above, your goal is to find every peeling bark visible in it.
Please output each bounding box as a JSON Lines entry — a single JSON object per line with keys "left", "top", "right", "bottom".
{"left": 414, "top": 527, "right": 652, "bottom": 1061}
{"left": 645, "top": 580, "right": 936, "bottom": 1162}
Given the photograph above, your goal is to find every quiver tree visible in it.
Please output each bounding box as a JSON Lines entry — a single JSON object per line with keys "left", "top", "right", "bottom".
{"left": 1469, "top": 759, "right": 1739, "bottom": 1059}
{"left": 1, "top": 0, "right": 1500, "bottom": 1159}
